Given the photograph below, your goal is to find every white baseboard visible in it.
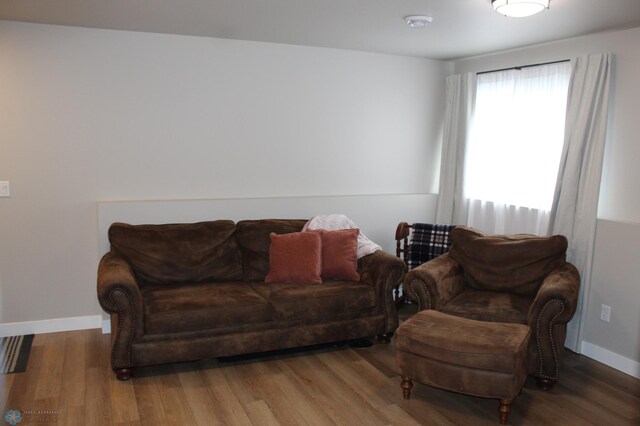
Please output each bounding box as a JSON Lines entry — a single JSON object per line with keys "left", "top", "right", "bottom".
{"left": 581, "top": 341, "right": 640, "bottom": 379}
{"left": 0, "top": 315, "right": 102, "bottom": 337}
{"left": 102, "top": 319, "right": 111, "bottom": 334}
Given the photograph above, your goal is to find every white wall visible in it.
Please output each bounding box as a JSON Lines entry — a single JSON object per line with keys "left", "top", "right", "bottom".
{"left": 96, "top": 195, "right": 439, "bottom": 257}
{"left": 585, "top": 219, "right": 640, "bottom": 378}
{"left": 455, "top": 26, "right": 640, "bottom": 376}
{"left": 0, "top": 21, "right": 449, "bottom": 328}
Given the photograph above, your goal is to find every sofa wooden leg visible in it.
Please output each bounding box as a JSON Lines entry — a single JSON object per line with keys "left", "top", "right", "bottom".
{"left": 115, "top": 368, "right": 133, "bottom": 381}
{"left": 535, "top": 377, "right": 556, "bottom": 391}
{"left": 377, "top": 333, "right": 394, "bottom": 344}
{"left": 401, "top": 376, "right": 413, "bottom": 400}
{"left": 498, "top": 399, "right": 512, "bottom": 424}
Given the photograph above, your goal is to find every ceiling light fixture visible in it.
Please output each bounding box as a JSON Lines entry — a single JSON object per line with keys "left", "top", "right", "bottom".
{"left": 404, "top": 15, "right": 433, "bottom": 28}
{"left": 492, "top": 0, "right": 549, "bottom": 18}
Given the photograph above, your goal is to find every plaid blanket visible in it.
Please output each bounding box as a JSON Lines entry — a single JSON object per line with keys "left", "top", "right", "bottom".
{"left": 407, "top": 223, "right": 456, "bottom": 270}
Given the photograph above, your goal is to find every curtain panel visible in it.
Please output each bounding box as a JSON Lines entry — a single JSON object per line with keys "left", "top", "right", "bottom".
{"left": 548, "top": 53, "right": 614, "bottom": 352}
{"left": 434, "top": 73, "right": 476, "bottom": 225}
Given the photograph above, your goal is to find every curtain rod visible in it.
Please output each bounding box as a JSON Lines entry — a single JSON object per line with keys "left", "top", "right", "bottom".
{"left": 477, "top": 59, "right": 570, "bottom": 75}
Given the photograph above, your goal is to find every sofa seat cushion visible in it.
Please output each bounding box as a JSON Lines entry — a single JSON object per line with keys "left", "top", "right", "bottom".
{"left": 440, "top": 290, "right": 532, "bottom": 324}
{"left": 252, "top": 281, "right": 376, "bottom": 321}
{"left": 142, "top": 282, "right": 271, "bottom": 334}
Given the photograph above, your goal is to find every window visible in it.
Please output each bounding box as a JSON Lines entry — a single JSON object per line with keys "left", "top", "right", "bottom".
{"left": 463, "top": 61, "right": 571, "bottom": 234}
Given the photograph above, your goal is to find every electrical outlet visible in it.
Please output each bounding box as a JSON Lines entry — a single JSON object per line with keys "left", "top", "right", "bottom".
{"left": 0, "top": 181, "right": 10, "bottom": 197}
{"left": 600, "top": 304, "right": 611, "bottom": 323}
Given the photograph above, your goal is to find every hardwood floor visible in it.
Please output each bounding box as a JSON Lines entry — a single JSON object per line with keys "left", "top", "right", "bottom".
{"left": 2, "top": 306, "right": 639, "bottom": 425}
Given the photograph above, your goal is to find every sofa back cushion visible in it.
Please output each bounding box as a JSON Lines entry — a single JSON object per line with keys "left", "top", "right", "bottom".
{"left": 236, "top": 219, "right": 307, "bottom": 281}
{"left": 109, "top": 220, "right": 243, "bottom": 285}
{"left": 448, "top": 226, "right": 568, "bottom": 296}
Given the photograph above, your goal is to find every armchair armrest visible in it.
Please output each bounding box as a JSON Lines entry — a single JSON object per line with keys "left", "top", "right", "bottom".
{"left": 358, "top": 250, "right": 406, "bottom": 334}
{"left": 527, "top": 262, "right": 580, "bottom": 327}
{"left": 403, "top": 253, "right": 465, "bottom": 311}
{"left": 97, "top": 252, "right": 144, "bottom": 370}
{"left": 527, "top": 262, "right": 580, "bottom": 383}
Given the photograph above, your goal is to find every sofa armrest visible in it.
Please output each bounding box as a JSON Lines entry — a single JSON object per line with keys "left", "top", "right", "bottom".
{"left": 358, "top": 250, "right": 406, "bottom": 334}
{"left": 97, "top": 252, "right": 144, "bottom": 370}
{"left": 527, "top": 262, "right": 580, "bottom": 381}
{"left": 97, "top": 252, "right": 143, "bottom": 315}
{"left": 403, "top": 253, "right": 465, "bottom": 311}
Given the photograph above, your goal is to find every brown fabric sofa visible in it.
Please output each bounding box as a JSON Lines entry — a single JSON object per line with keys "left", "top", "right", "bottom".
{"left": 97, "top": 219, "right": 404, "bottom": 380}
{"left": 403, "top": 225, "right": 580, "bottom": 390}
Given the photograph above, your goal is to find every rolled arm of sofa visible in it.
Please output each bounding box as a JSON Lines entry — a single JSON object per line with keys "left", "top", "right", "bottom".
{"left": 403, "top": 253, "right": 465, "bottom": 311}
{"left": 358, "top": 250, "right": 406, "bottom": 334}
{"left": 527, "top": 262, "right": 580, "bottom": 381}
{"left": 97, "top": 252, "right": 144, "bottom": 370}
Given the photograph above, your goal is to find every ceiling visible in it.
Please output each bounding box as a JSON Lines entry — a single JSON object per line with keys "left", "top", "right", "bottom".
{"left": 1, "top": 0, "right": 640, "bottom": 60}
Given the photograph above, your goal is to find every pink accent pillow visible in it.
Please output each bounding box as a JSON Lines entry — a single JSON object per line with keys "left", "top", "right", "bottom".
{"left": 309, "top": 229, "right": 360, "bottom": 281}
{"left": 265, "top": 232, "right": 322, "bottom": 284}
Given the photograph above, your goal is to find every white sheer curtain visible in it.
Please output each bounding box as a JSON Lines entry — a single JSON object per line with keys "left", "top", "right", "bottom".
{"left": 465, "top": 200, "right": 551, "bottom": 235}
{"left": 548, "top": 53, "right": 614, "bottom": 352}
{"left": 464, "top": 62, "right": 571, "bottom": 235}
{"left": 435, "top": 73, "right": 476, "bottom": 224}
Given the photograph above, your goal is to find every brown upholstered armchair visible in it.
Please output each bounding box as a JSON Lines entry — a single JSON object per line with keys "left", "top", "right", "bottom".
{"left": 403, "top": 225, "right": 580, "bottom": 390}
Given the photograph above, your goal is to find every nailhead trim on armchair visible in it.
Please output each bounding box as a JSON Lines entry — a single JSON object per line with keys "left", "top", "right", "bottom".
{"left": 535, "top": 298, "right": 565, "bottom": 380}
{"left": 408, "top": 279, "right": 432, "bottom": 311}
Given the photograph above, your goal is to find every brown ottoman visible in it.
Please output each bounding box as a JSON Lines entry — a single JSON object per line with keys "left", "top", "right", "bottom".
{"left": 396, "top": 310, "right": 531, "bottom": 424}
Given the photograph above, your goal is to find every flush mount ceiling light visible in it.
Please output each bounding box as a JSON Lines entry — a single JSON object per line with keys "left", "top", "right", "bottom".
{"left": 492, "top": 0, "right": 549, "bottom": 18}
{"left": 404, "top": 15, "right": 433, "bottom": 28}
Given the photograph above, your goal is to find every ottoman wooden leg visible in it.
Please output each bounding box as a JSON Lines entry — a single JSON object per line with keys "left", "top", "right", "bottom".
{"left": 498, "top": 399, "right": 512, "bottom": 424}
{"left": 535, "top": 377, "right": 556, "bottom": 390}
{"left": 377, "top": 333, "right": 394, "bottom": 344}
{"left": 115, "top": 368, "right": 134, "bottom": 381}
{"left": 401, "top": 376, "right": 413, "bottom": 400}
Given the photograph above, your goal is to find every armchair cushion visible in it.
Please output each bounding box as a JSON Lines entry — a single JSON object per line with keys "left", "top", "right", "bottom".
{"left": 439, "top": 290, "right": 533, "bottom": 324}
{"left": 449, "top": 226, "right": 568, "bottom": 296}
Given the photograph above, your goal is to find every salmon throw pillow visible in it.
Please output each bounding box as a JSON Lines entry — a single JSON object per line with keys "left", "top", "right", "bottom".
{"left": 309, "top": 229, "right": 360, "bottom": 281}
{"left": 265, "top": 232, "right": 322, "bottom": 284}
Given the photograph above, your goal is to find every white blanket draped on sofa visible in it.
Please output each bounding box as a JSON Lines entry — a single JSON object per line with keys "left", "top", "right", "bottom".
{"left": 303, "top": 214, "right": 381, "bottom": 259}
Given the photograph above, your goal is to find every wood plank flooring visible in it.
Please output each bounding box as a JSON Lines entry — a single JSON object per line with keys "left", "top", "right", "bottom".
{"left": 2, "top": 306, "right": 639, "bottom": 425}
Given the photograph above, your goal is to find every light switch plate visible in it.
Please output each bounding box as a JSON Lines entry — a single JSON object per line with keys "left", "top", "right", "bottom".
{"left": 0, "top": 181, "right": 10, "bottom": 197}
{"left": 600, "top": 304, "right": 611, "bottom": 323}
